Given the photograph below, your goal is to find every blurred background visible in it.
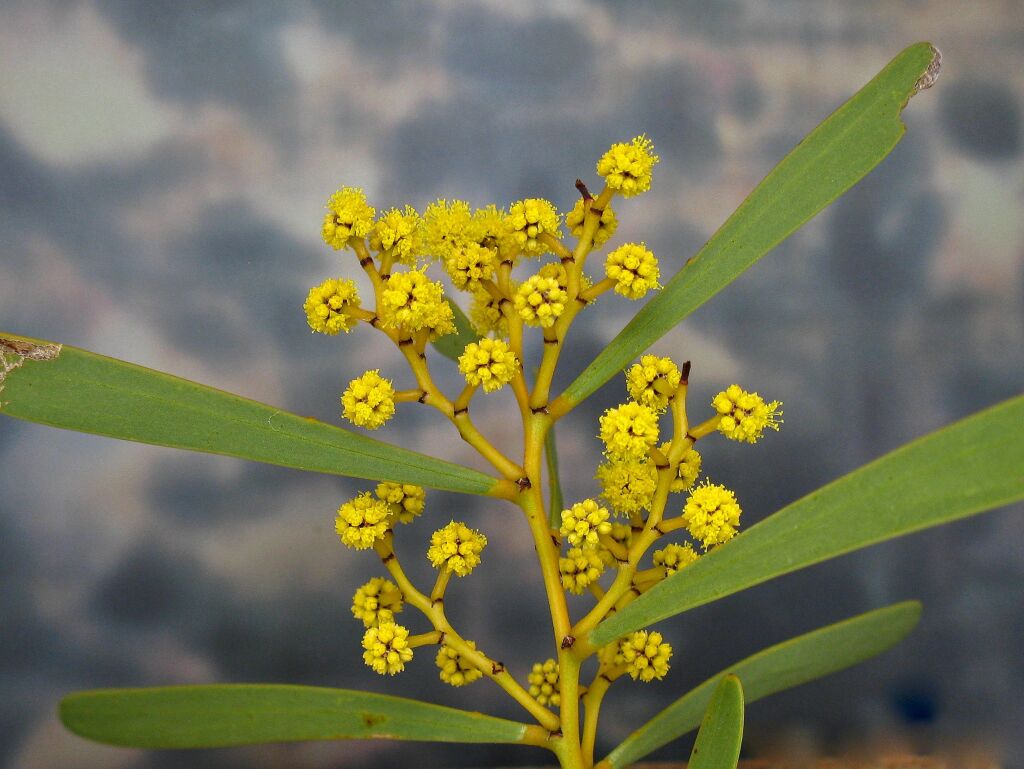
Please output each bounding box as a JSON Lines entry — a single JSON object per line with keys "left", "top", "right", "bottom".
{"left": 1, "top": 1, "right": 1022, "bottom": 768}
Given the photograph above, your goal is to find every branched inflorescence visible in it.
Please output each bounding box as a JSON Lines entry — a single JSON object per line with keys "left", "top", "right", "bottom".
{"left": 306, "top": 136, "right": 782, "bottom": 766}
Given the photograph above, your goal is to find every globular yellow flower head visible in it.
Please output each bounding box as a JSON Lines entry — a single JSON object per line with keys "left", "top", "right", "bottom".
{"left": 505, "top": 198, "right": 561, "bottom": 257}
{"left": 664, "top": 444, "right": 702, "bottom": 493}
{"left": 598, "top": 522, "right": 634, "bottom": 567}
{"left": 566, "top": 198, "right": 618, "bottom": 247}
{"left": 335, "top": 492, "right": 392, "bottom": 550}
{"left": 427, "top": 521, "right": 487, "bottom": 577}
{"left": 683, "top": 482, "right": 742, "bottom": 550}
{"left": 712, "top": 385, "right": 783, "bottom": 444}
{"left": 514, "top": 274, "right": 568, "bottom": 328}
{"left": 458, "top": 338, "right": 520, "bottom": 392}
{"left": 599, "top": 402, "right": 660, "bottom": 460}
{"left": 469, "top": 288, "right": 510, "bottom": 338}
{"left": 595, "top": 458, "right": 658, "bottom": 516}
{"left": 626, "top": 355, "right": 682, "bottom": 412}
{"left": 322, "top": 187, "right": 376, "bottom": 249}
{"left": 528, "top": 659, "right": 561, "bottom": 707}
{"left": 653, "top": 542, "right": 699, "bottom": 575}
{"left": 560, "top": 499, "right": 612, "bottom": 551}
{"left": 370, "top": 206, "right": 422, "bottom": 265}
{"left": 605, "top": 242, "right": 660, "bottom": 299}
{"left": 559, "top": 546, "right": 606, "bottom": 594}
{"left": 422, "top": 199, "right": 474, "bottom": 261}
{"left": 470, "top": 204, "right": 511, "bottom": 252}
{"left": 380, "top": 269, "right": 456, "bottom": 337}
{"left": 342, "top": 370, "right": 396, "bottom": 430}
{"left": 444, "top": 241, "right": 498, "bottom": 291}
{"left": 351, "top": 577, "right": 404, "bottom": 627}
{"left": 362, "top": 621, "right": 413, "bottom": 675}
{"left": 536, "top": 261, "right": 592, "bottom": 293}
{"left": 597, "top": 136, "right": 660, "bottom": 197}
{"left": 615, "top": 630, "right": 672, "bottom": 682}
{"left": 375, "top": 482, "right": 426, "bottom": 524}
{"left": 436, "top": 641, "right": 483, "bottom": 687}
{"left": 304, "top": 278, "right": 361, "bottom": 335}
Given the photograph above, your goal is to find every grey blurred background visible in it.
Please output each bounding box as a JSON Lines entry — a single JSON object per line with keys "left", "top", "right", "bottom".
{"left": 1, "top": 1, "right": 1022, "bottom": 768}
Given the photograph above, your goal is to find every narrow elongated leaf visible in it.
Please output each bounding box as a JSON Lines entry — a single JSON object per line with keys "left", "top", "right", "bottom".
{"left": 560, "top": 42, "right": 940, "bottom": 409}
{"left": 545, "top": 422, "right": 564, "bottom": 528}
{"left": 60, "top": 685, "right": 537, "bottom": 748}
{"left": 0, "top": 334, "right": 497, "bottom": 495}
{"left": 591, "top": 396, "right": 1022, "bottom": 646}
{"left": 687, "top": 676, "right": 743, "bottom": 769}
{"left": 431, "top": 298, "right": 478, "bottom": 361}
{"left": 601, "top": 601, "right": 920, "bottom": 768}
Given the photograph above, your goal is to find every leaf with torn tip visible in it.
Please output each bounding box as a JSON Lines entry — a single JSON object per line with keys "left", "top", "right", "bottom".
{"left": 687, "top": 676, "right": 743, "bottom": 769}
{"left": 600, "top": 601, "right": 921, "bottom": 768}
{"left": 0, "top": 333, "right": 500, "bottom": 496}
{"left": 60, "top": 685, "right": 539, "bottom": 748}
{"left": 590, "top": 395, "right": 1024, "bottom": 646}
{"left": 557, "top": 42, "right": 941, "bottom": 411}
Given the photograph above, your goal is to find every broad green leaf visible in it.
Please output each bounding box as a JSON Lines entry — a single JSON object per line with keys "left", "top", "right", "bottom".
{"left": 431, "top": 298, "right": 479, "bottom": 361}
{"left": 560, "top": 42, "right": 940, "bottom": 409}
{"left": 0, "top": 334, "right": 498, "bottom": 496}
{"left": 591, "top": 396, "right": 1022, "bottom": 646}
{"left": 687, "top": 676, "right": 744, "bottom": 769}
{"left": 601, "top": 601, "right": 920, "bottom": 768}
{"left": 545, "top": 422, "right": 564, "bottom": 528}
{"left": 60, "top": 685, "right": 538, "bottom": 748}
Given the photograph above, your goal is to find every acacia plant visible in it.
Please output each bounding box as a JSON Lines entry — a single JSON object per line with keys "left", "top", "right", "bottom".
{"left": 2, "top": 42, "right": 1022, "bottom": 769}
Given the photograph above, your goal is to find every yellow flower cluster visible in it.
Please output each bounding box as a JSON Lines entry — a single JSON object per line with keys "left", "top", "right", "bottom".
{"left": 514, "top": 273, "right": 567, "bottom": 328}
{"left": 422, "top": 199, "right": 473, "bottom": 260}
{"left": 342, "top": 370, "right": 395, "bottom": 430}
{"left": 351, "top": 577, "right": 404, "bottom": 627}
{"left": 304, "top": 278, "right": 361, "bottom": 335}
{"left": 683, "top": 482, "right": 742, "bottom": 550}
{"left": 560, "top": 499, "right": 612, "bottom": 551}
{"left": 598, "top": 522, "right": 634, "bottom": 567}
{"left": 559, "top": 546, "right": 605, "bottom": 594}
{"left": 458, "top": 338, "right": 520, "bottom": 392}
{"left": 615, "top": 630, "right": 672, "bottom": 682}
{"left": 322, "top": 187, "right": 376, "bottom": 249}
{"left": 600, "top": 402, "right": 660, "bottom": 460}
{"left": 605, "top": 242, "right": 660, "bottom": 299}
{"left": 471, "top": 204, "right": 509, "bottom": 251}
{"left": 712, "top": 385, "right": 783, "bottom": 444}
{"left": 505, "top": 198, "right": 560, "bottom": 257}
{"left": 436, "top": 641, "right": 483, "bottom": 687}
{"left": 662, "top": 443, "right": 702, "bottom": 493}
{"left": 652, "top": 543, "right": 699, "bottom": 575}
{"left": 427, "top": 521, "right": 487, "bottom": 576}
{"left": 528, "top": 659, "right": 561, "bottom": 707}
{"left": 595, "top": 459, "right": 658, "bottom": 516}
{"left": 444, "top": 241, "right": 497, "bottom": 291}
{"left": 335, "top": 492, "right": 392, "bottom": 550}
{"left": 469, "top": 289, "right": 509, "bottom": 338}
{"left": 596, "top": 135, "right": 660, "bottom": 197}
{"left": 370, "top": 205, "right": 422, "bottom": 264}
{"left": 375, "top": 482, "right": 426, "bottom": 524}
{"left": 566, "top": 198, "right": 617, "bottom": 247}
{"left": 362, "top": 621, "right": 413, "bottom": 675}
{"left": 380, "top": 270, "right": 455, "bottom": 337}
{"left": 626, "top": 355, "right": 681, "bottom": 411}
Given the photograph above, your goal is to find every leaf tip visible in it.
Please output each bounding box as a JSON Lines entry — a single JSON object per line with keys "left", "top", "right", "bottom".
{"left": 899, "top": 599, "right": 925, "bottom": 628}
{"left": 0, "top": 336, "right": 62, "bottom": 408}
{"left": 720, "top": 673, "right": 745, "bottom": 703}
{"left": 912, "top": 43, "right": 942, "bottom": 95}
{"left": 57, "top": 692, "right": 86, "bottom": 736}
